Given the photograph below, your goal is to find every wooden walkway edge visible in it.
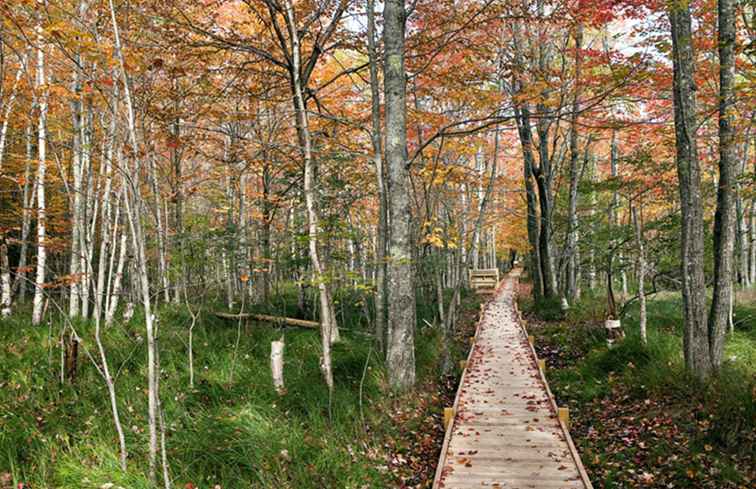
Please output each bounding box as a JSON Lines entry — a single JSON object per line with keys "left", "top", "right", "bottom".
{"left": 431, "top": 269, "right": 594, "bottom": 489}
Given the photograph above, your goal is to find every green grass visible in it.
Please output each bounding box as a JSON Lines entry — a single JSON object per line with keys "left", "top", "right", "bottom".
{"left": 0, "top": 287, "right": 481, "bottom": 488}
{"left": 520, "top": 286, "right": 755, "bottom": 487}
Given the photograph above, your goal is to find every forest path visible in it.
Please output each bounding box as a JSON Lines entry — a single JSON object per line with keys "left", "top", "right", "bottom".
{"left": 432, "top": 269, "right": 593, "bottom": 489}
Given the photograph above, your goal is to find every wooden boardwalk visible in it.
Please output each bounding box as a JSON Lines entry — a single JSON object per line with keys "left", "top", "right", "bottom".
{"left": 432, "top": 270, "right": 593, "bottom": 489}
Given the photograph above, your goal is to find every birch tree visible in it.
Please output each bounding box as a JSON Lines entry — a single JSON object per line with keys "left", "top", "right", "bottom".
{"left": 31, "top": 1, "right": 48, "bottom": 326}
{"left": 283, "top": 0, "right": 335, "bottom": 391}
{"left": 108, "top": 0, "right": 169, "bottom": 482}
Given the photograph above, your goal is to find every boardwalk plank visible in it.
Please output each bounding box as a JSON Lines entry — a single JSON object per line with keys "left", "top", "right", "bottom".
{"left": 432, "top": 271, "right": 592, "bottom": 489}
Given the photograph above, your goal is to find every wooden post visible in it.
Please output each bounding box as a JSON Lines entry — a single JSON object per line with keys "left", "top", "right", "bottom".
{"left": 528, "top": 335, "right": 534, "bottom": 345}
{"left": 469, "top": 336, "right": 475, "bottom": 346}
{"left": 443, "top": 407, "right": 454, "bottom": 430}
{"left": 459, "top": 360, "right": 467, "bottom": 370}
{"left": 558, "top": 406, "right": 570, "bottom": 429}
{"left": 538, "top": 359, "right": 546, "bottom": 372}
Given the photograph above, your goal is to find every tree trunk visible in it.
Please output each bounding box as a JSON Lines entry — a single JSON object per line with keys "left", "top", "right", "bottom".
{"left": 95, "top": 86, "right": 119, "bottom": 322}
{"left": 632, "top": 206, "right": 647, "bottom": 345}
{"left": 707, "top": 0, "right": 738, "bottom": 369}
{"left": 149, "top": 154, "right": 171, "bottom": 304}
{"left": 261, "top": 162, "right": 272, "bottom": 303}
{"left": 751, "top": 200, "right": 756, "bottom": 285}
{"left": 736, "top": 196, "right": 748, "bottom": 286}
{"left": 108, "top": 1, "right": 163, "bottom": 480}
{"left": 80, "top": 95, "right": 95, "bottom": 319}
{"left": 383, "top": 0, "right": 416, "bottom": 390}
{"left": 14, "top": 122, "right": 35, "bottom": 301}
{"left": 106, "top": 196, "right": 128, "bottom": 327}
{"left": 669, "top": 0, "right": 711, "bottom": 378}
{"left": 0, "top": 54, "right": 23, "bottom": 172}
{"left": 1, "top": 234, "right": 11, "bottom": 317}
{"left": 171, "top": 88, "right": 184, "bottom": 304}
{"left": 736, "top": 131, "right": 752, "bottom": 286}
{"left": 511, "top": 21, "right": 543, "bottom": 299}
{"left": 608, "top": 130, "right": 628, "bottom": 298}
{"left": 470, "top": 129, "right": 500, "bottom": 275}
{"left": 368, "top": 0, "right": 388, "bottom": 352}
{"left": 513, "top": 104, "right": 543, "bottom": 299}
{"left": 534, "top": 170, "right": 557, "bottom": 298}
{"left": 68, "top": 46, "right": 84, "bottom": 318}
{"left": 533, "top": 0, "right": 558, "bottom": 300}
{"left": 31, "top": 9, "right": 48, "bottom": 326}
{"left": 587, "top": 155, "right": 597, "bottom": 289}
{"left": 283, "top": 0, "right": 336, "bottom": 391}
{"left": 565, "top": 23, "right": 583, "bottom": 303}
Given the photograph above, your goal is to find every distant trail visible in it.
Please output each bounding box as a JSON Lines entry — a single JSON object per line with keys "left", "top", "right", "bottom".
{"left": 432, "top": 269, "right": 593, "bottom": 489}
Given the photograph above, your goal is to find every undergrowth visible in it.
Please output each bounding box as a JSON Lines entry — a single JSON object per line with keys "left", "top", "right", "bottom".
{"left": 0, "top": 287, "right": 481, "bottom": 489}
{"left": 519, "top": 285, "right": 755, "bottom": 488}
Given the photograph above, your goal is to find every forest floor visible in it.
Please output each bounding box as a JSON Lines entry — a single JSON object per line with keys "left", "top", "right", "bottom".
{"left": 0, "top": 287, "right": 482, "bottom": 489}
{"left": 518, "top": 282, "right": 755, "bottom": 489}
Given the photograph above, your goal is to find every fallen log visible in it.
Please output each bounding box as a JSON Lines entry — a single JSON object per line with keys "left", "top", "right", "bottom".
{"left": 214, "top": 312, "right": 319, "bottom": 329}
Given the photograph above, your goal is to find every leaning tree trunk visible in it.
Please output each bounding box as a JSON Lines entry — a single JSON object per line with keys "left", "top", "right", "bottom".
{"left": 283, "top": 0, "right": 336, "bottom": 391}
{"left": 707, "top": 0, "right": 739, "bottom": 370}
{"left": 109, "top": 1, "right": 167, "bottom": 481}
{"left": 383, "top": 0, "right": 416, "bottom": 390}
{"left": 669, "top": 0, "right": 711, "bottom": 378}
{"left": 0, "top": 56, "right": 23, "bottom": 174}
{"left": 106, "top": 194, "right": 128, "bottom": 327}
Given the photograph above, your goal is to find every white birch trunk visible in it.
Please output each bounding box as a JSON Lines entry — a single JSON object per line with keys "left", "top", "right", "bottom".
{"left": 284, "top": 0, "right": 337, "bottom": 391}
{"left": 68, "top": 49, "right": 83, "bottom": 318}
{"left": 1, "top": 236, "right": 11, "bottom": 317}
{"left": 108, "top": 1, "right": 164, "bottom": 481}
{"left": 15, "top": 123, "right": 35, "bottom": 300}
{"left": 0, "top": 55, "right": 24, "bottom": 172}
{"left": 80, "top": 98, "right": 96, "bottom": 318}
{"left": 31, "top": 8, "right": 48, "bottom": 326}
{"left": 149, "top": 155, "right": 171, "bottom": 303}
{"left": 95, "top": 89, "right": 119, "bottom": 321}
{"left": 93, "top": 273, "right": 128, "bottom": 470}
{"left": 271, "top": 338, "right": 285, "bottom": 394}
{"left": 106, "top": 195, "right": 128, "bottom": 326}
